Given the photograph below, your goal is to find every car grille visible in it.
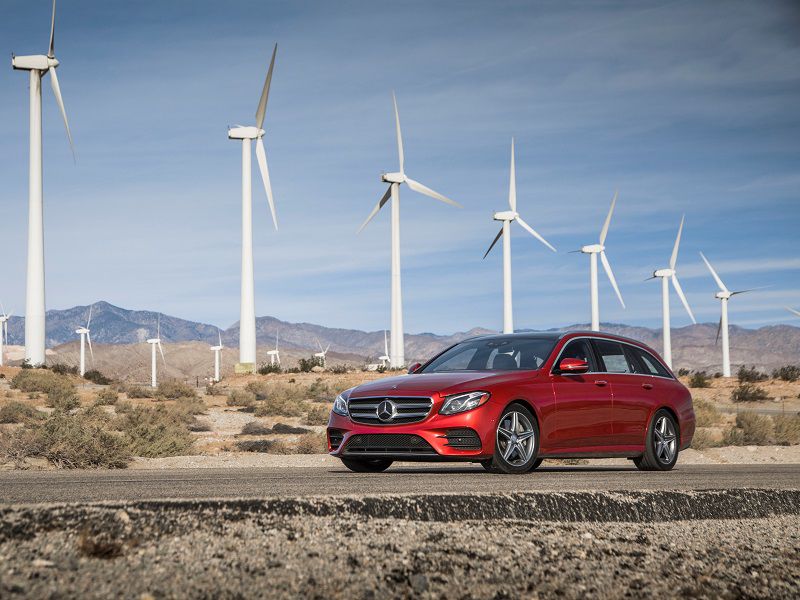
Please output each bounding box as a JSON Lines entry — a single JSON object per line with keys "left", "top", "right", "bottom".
{"left": 348, "top": 396, "right": 433, "bottom": 425}
{"left": 441, "top": 428, "right": 482, "bottom": 450}
{"left": 328, "top": 429, "right": 345, "bottom": 451}
{"left": 344, "top": 434, "right": 436, "bottom": 455}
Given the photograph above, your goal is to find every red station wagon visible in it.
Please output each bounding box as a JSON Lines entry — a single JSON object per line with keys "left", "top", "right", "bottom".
{"left": 327, "top": 332, "right": 695, "bottom": 474}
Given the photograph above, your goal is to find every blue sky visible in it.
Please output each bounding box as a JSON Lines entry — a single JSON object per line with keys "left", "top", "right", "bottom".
{"left": 1, "top": 0, "right": 798, "bottom": 334}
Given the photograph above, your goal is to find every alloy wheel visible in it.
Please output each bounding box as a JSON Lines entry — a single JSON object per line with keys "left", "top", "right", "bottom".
{"left": 654, "top": 415, "right": 677, "bottom": 464}
{"left": 496, "top": 410, "right": 536, "bottom": 467}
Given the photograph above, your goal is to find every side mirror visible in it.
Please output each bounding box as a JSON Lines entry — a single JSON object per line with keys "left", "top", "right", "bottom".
{"left": 558, "top": 358, "right": 589, "bottom": 374}
{"left": 408, "top": 362, "right": 422, "bottom": 374}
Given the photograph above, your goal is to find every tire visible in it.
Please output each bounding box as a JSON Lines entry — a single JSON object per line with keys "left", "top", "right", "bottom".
{"left": 341, "top": 457, "right": 393, "bottom": 473}
{"left": 634, "top": 409, "right": 679, "bottom": 471}
{"left": 489, "top": 403, "right": 541, "bottom": 474}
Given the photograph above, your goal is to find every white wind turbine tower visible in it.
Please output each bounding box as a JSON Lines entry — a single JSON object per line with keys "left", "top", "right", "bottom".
{"left": 647, "top": 216, "right": 696, "bottom": 368}
{"left": 266, "top": 330, "right": 280, "bottom": 366}
{"left": 314, "top": 339, "right": 330, "bottom": 369}
{"left": 483, "top": 139, "right": 556, "bottom": 333}
{"left": 579, "top": 191, "right": 625, "bottom": 331}
{"left": 210, "top": 330, "right": 223, "bottom": 382}
{"left": 74, "top": 305, "right": 94, "bottom": 377}
{"left": 0, "top": 306, "right": 11, "bottom": 368}
{"left": 228, "top": 44, "right": 279, "bottom": 373}
{"left": 12, "top": 0, "right": 74, "bottom": 366}
{"left": 358, "top": 92, "right": 461, "bottom": 367}
{"left": 146, "top": 318, "right": 166, "bottom": 388}
{"left": 378, "top": 330, "right": 390, "bottom": 368}
{"left": 700, "top": 252, "right": 761, "bottom": 378}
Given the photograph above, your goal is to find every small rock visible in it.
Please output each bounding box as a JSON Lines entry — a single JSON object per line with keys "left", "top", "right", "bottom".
{"left": 31, "top": 559, "right": 54, "bottom": 568}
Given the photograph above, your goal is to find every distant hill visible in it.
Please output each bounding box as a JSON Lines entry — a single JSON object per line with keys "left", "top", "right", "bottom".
{"left": 4, "top": 301, "right": 800, "bottom": 373}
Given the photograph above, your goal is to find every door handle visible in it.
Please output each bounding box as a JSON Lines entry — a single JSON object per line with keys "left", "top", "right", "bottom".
{"left": 642, "top": 383, "right": 653, "bottom": 390}
{"left": 594, "top": 380, "right": 608, "bottom": 387}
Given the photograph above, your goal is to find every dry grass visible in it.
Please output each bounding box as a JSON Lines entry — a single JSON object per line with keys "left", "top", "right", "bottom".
{"left": 692, "top": 398, "right": 721, "bottom": 428}
{"left": 304, "top": 404, "right": 331, "bottom": 426}
{"left": 156, "top": 380, "right": 197, "bottom": 400}
{"left": 93, "top": 388, "right": 119, "bottom": 406}
{"left": 0, "top": 400, "right": 46, "bottom": 424}
{"left": 239, "top": 421, "right": 273, "bottom": 436}
{"left": 724, "top": 412, "right": 774, "bottom": 446}
{"left": 773, "top": 414, "right": 800, "bottom": 445}
{"left": 115, "top": 405, "right": 194, "bottom": 458}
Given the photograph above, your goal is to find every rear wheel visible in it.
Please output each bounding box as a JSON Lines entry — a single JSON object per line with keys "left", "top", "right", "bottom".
{"left": 341, "top": 457, "right": 393, "bottom": 473}
{"left": 634, "top": 409, "right": 679, "bottom": 471}
{"left": 489, "top": 403, "right": 540, "bottom": 474}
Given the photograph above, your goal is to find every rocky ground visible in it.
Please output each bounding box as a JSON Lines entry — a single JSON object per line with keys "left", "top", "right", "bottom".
{"left": 0, "top": 492, "right": 798, "bottom": 599}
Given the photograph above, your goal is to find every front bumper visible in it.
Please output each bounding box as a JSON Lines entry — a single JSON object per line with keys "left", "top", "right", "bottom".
{"left": 327, "top": 404, "right": 498, "bottom": 461}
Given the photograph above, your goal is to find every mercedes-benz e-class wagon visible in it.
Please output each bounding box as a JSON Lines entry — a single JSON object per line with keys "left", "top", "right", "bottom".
{"left": 327, "top": 332, "right": 694, "bottom": 474}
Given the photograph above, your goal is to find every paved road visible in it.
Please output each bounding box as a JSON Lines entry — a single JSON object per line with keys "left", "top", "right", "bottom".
{"left": 0, "top": 464, "right": 797, "bottom": 504}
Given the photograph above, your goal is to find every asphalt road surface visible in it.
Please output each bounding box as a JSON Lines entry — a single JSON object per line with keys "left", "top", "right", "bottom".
{"left": 1, "top": 463, "right": 797, "bottom": 504}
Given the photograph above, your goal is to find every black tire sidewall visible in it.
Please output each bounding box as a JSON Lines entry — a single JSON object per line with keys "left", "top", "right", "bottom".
{"left": 492, "top": 403, "right": 540, "bottom": 474}
{"left": 341, "top": 457, "right": 393, "bottom": 473}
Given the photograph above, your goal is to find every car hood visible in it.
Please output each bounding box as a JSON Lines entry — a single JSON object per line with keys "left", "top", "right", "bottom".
{"left": 349, "top": 371, "right": 537, "bottom": 397}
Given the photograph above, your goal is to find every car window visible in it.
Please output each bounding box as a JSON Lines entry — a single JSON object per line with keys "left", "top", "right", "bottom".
{"left": 622, "top": 345, "right": 647, "bottom": 374}
{"left": 421, "top": 337, "right": 557, "bottom": 373}
{"left": 556, "top": 339, "right": 596, "bottom": 371}
{"left": 430, "top": 347, "right": 477, "bottom": 372}
{"left": 593, "top": 340, "right": 636, "bottom": 373}
{"left": 631, "top": 346, "right": 672, "bottom": 378}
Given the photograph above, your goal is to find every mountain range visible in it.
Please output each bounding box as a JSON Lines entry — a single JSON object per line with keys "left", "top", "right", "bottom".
{"left": 3, "top": 301, "right": 800, "bottom": 373}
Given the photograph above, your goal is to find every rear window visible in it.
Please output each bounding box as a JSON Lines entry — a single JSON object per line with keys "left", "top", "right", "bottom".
{"left": 593, "top": 340, "right": 636, "bottom": 373}
{"left": 629, "top": 346, "right": 673, "bottom": 378}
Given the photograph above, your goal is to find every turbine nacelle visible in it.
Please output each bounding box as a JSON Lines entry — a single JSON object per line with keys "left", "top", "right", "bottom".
{"left": 146, "top": 338, "right": 160, "bottom": 344}
{"left": 493, "top": 210, "right": 518, "bottom": 221}
{"left": 581, "top": 243, "right": 605, "bottom": 254}
{"left": 228, "top": 126, "right": 264, "bottom": 140}
{"left": 653, "top": 268, "right": 675, "bottom": 278}
{"left": 75, "top": 327, "right": 89, "bottom": 335}
{"left": 715, "top": 291, "right": 732, "bottom": 300}
{"left": 210, "top": 345, "right": 223, "bottom": 351}
{"left": 11, "top": 54, "right": 58, "bottom": 71}
{"left": 381, "top": 171, "right": 404, "bottom": 184}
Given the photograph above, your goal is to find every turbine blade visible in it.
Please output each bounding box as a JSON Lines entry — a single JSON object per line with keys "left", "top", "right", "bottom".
{"left": 48, "top": 67, "right": 75, "bottom": 159}
{"left": 218, "top": 330, "right": 223, "bottom": 347}
{"left": 357, "top": 185, "right": 392, "bottom": 233}
{"left": 87, "top": 332, "right": 94, "bottom": 364}
{"left": 158, "top": 341, "right": 166, "bottom": 366}
{"left": 392, "top": 91, "right": 404, "bottom": 174}
{"left": 255, "top": 138, "right": 278, "bottom": 230}
{"left": 48, "top": 0, "right": 56, "bottom": 58}
{"left": 785, "top": 307, "right": 800, "bottom": 318}
{"left": 483, "top": 227, "right": 504, "bottom": 259}
{"left": 699, "top": 252, "right": 729, "bottom": 293}
{"left": 508, "top": 138, "right": 516, "bottom": 212}
{"left": 715, "top": 316, "right": 722, "bottom": 345}
{"left": 405, "top": 177, "right": 462, "bottom": 208}
{"left": 255, "top": 43, "right": 277, "bottom": 129}
{"left": 515, "top": 216, "right": 556, "bottom": 252}
{"left": 671, "top": 275, "right": 696, "bottom": 324}
{"left": 86, "top": 304, "right": 92, "bottom": 329}
{"left": 730, "top": 286, "right": 771, "bottom": 296}
{"left": 669, "top": 214, "right": 685, "bottom": 270}
{"left": 600, "top": 250, "right": 625, "bottom": 308}
{"left": 599, "top": 189, "right": 618, "bottom": 244}
{"left": 384, "top": 330, "right": 388, "bottom": 355}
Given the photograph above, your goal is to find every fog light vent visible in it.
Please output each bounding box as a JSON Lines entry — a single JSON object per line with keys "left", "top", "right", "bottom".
{"left": 443, "top": 428, "right": 481, "bottom": 450}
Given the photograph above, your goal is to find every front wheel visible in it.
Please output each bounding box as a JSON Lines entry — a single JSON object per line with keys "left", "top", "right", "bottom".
{"left": 341, "top": 457, "right": 393, "bottom": 473}
{"left": 634, "top": 409, "right": 679, "bottom": 471}
{"left": 488, "top": 403, "right": 540, "bottom": 474}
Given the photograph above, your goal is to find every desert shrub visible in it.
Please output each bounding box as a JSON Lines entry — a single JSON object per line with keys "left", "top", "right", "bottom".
{"left": 4, "top": 412, "right": 130, "bottom": 468}
{"left": 295, "top": 432, "right": 327, "bottom": 454}
{"left": 236, "top": 440, "right": 278, "bottom": 453}
{"left": 688, "top": 371, "right": 710, "bottom": 389}
{"left": 227, "top": 389, "right": 257, "bottom": 408}
{"left": 328, "top": 364, "right": 349, "bottom": 374}
{"left": 116, "top": 405, "right": 194, "bottom": 458}
{"left": 0, "top": 401, "right": 45, "bottom": 424}
{"left": 306, "top": 378, "right": 334, "bottom": 402}
{"left": 737, "top": 365, "right": 767, "bottom": 383}
{"left": 304, "top": 404, "right": 331, "bottom": 426}
{"left": 297, "top": 356, "right": 323, "bottom": 373}
{"left": 731, "top": 383, "right": 770, "bottom": 403}
{"left": 84, "top": 370, "right": 112, "bottom": 385}
{"left": 254, "top": 395, "right": 303, "bottom": 418}
{"left": 20, "top": 359, "right": 33, "bottom": 369}
{"left": 257, "top": 363, "right": 282, "bottom": 375}
{"left": 773, "top": 414, "right": 800, "bottom": 446}
{"left": 692, "top": 398, "right": 721, "bottom": 428}
{"left": 272, "top": 422, "right": 310, "bottom": 434}
{"left": 173, "top": 396, "right": 207, "bottom": 416}
{"left": 94, "top": 388, "right": 119, "bottom": 406}
{"left": 124, "top": 385, "right": 155, "bottom": 399}
{"left": 239, "top": 421, "right": 272, "bottom": 436}
{"left": 156, "top": 380, "right": 196, "bottom": 400}
{"left": 12, "top": 369, "right": 70, "bottom": 394}
{"left": 245, "top": 381, "right": 270, "bottom": 400}
{"left": 114, "top": 400, "right": 134, "bottom": 414}
{"left": 51, "top": 363, "right": 78, "bottom": 376}
{"left": 772, "top": 365, "right": 800, "bottom": 382}
{"left": 723, "top": 412, "right": 774, "bottom": 446}
{"left": 46, "top": 381, "right": 80, "bottom": 412}
{"left": 677, "top": 368, "right": 690, "bottom": 377}
{"left": 690, "top": 428, "right": 719, "bottom": 450}
{"left": 187, "top": 418, "right": 212, "bottom": 432}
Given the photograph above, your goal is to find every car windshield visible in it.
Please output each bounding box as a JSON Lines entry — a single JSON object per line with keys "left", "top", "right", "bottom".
{"left": 420, "top": 337, "right": 558, "bottom": 373}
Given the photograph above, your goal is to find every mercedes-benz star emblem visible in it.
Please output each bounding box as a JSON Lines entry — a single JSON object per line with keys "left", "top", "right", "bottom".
{"left": 376, "top": 399, "right": 397, "bottom": 422}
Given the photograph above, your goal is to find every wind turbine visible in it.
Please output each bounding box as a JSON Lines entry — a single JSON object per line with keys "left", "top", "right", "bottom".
{"left": 483, "top": 139, "right": 556, "bottom": 333}
{"left": 358, "top": 92, "right": 461, "bottom": 368}
{"left": 0, "top": 306, "right": 11, "bottom": 367}
{"left": 700, "top": 252, "right": 759, "bottom": 378}
{"left": 75, "top": 305, "right": 94, "bottom": 377}
{"left": 579, "top": 191, "right": 625, "bottom": 331}
{"left": 314, "top": 339, "right": 330, "bottom": 369}
{"left": 787, "top": 307, "right": 800, "bottom": 319}
{"left": 266, "top": 330, "right": 280, "bottom": 366}
{"left": 228, "top": 44, "right": 279, "bottom": 373}
{"left": 647, "top": 216, "right": 696, "bottom": 368}
{"left": 209, "top": 330, "right": 223, "bottom": 383}
{"left": 378, "top": 330, "right": 390, "bottom": 368}
{"left": 12, "top": 0, "right": 75, "bottom": 366}
{"left": 146, "top": 317, "right": 166, "bottom": 388}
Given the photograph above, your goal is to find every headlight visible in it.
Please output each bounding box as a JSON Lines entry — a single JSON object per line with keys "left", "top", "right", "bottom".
{"left": 332, "top": 389, "right": 352, "bottom": 416}
{"left": 439, "top": 391, "right": 490, "bottom": 415}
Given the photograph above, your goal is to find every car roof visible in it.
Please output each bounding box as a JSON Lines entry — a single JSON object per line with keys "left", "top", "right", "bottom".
{"left": 466, "top": 330, "right": 650, "bottom": 348}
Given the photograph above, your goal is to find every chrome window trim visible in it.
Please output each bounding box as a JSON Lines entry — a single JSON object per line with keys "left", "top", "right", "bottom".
{"left": 549, "top": 335, "right": 675, "bottom": 380}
